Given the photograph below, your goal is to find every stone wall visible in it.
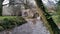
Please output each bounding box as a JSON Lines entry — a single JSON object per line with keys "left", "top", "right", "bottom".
{"left": 2, "top": 5, "right": 13, "bottom": 16}
{"left": 2, "top": 4, "right": 24, "bottom": 16}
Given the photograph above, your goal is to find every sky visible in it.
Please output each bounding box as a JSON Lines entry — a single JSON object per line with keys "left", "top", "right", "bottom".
{"left": 3, "top": 0, "right": 59, "bottom": 5}
{"left": 3, "top": 0, "right": 9, "bottom": 5}
{"left": 42, "top": 0, "right": 59, "bottom": 4}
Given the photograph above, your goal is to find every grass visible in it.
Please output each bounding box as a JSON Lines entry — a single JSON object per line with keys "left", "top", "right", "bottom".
{"left": 0, "top": 16, "right": 17, "bottom": 20}
{"left": 0, "top": 16, "right": 27, "bottom": 31}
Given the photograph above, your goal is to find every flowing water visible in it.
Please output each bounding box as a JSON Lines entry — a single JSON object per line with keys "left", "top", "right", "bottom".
{"left": 0, "top": 17, "right": 50, "bottom": 34}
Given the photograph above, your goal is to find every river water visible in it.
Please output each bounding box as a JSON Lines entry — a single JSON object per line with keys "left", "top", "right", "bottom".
{"left": 0, "top": 17, "right": 50, "bottom": 34}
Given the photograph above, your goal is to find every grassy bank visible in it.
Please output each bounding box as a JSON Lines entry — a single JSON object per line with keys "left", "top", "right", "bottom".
{"left": 0, "top": 16, "right": 27, "bottom": 31}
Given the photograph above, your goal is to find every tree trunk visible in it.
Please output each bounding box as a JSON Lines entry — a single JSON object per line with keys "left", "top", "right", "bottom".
{"left": 35, "top": 0, "right": 60, "bottom": 34}
{"left": 0, "top": 0, "right": 2, "bottom": 16}
{"left": 0, "top": 0, "right": 4, "bottom": 16}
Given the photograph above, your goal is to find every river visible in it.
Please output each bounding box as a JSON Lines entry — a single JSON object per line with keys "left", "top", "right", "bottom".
{"left": 0, "top": 17, "right": 50, "bottom": 34}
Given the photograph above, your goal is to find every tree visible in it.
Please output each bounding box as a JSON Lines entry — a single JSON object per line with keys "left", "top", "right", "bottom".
{"left": 0, "top": 0, "right": 4, "bottom": 16}
{"left": 35, "top": 0, "right": 60, "bottom": 34}
{"left": 56, "top": 0, "right": 60, "bottom": 15}
{"left": 55, "top": 0, "right": 60, "bottom": 26}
